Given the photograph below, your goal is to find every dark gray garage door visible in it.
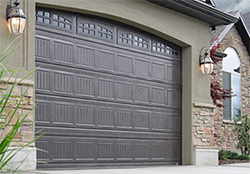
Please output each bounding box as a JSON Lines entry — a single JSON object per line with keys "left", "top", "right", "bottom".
{"left": 35, "top": 8, "right": 182, "bottom": 168}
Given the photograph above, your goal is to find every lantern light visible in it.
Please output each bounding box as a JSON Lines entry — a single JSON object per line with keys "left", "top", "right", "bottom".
{"left": 6, "top": 0, "right": 26, "bottom": 35}
{"left": 199, "top": 47, "right": 214, "bottom": 75}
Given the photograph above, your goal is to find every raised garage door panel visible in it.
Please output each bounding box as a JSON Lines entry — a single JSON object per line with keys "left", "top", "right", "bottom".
{"left": 35, "top": 8, "right": 182, "bottom": 168}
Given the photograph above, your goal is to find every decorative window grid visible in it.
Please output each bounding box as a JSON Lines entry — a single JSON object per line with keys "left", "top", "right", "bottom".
{"left": 78, "top": 23, "right": 95, "bottom": 36}
{"left": 153, "top": 42, "right": 179, "bottom": 56}
{"left": 118, "top": 34, "right": 148, "bottom": 49}
{"left": 36, "top": 10, "right": 72, "bottom": 30}
{"left": 78, "top": 23, "right": 113, "bottom": 40}
{"left": 97, "top": 25, "right": 113, "bottom": 40}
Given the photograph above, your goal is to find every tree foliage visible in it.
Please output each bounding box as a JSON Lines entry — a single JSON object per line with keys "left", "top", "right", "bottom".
{"left": 234, "top": 110, "right": 250, "bottom": 155}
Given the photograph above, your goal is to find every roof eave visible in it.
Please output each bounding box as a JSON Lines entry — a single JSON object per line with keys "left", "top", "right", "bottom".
{"left": 235, "top": 14, "right": 250, "bottom": 55}
{"left": 147, "top": 0, "right": 238, "bottom": 27}
{"left": 210, "top": 11, "right": 250, "bottom": 55}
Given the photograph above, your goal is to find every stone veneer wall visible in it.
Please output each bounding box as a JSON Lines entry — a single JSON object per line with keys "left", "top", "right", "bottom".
{"left": 1, "top": 78, "right": 34, "bottom": 147}
{"left": 193, "top": 103, "right": 217, "bottom": 149}
{"left": 193, "top": 26, "right": 250, "bottom": 152}
{"left": 214, "top": 26, "right": 250, "bottom": 151}
{"left": 213, "top": 107, "right": 238, "bottom": 150}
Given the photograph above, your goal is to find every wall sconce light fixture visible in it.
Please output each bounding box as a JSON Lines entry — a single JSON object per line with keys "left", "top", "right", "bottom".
{"left": 6, "top": 0, "right": 26, "bottom": 35}
{"left": 199, "top": 47, "right": 214, "bottom": 75}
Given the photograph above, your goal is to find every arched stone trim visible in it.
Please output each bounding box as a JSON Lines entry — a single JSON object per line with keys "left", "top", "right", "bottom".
{"left": 218, "top": 27, "right": 248, "bottom": 67}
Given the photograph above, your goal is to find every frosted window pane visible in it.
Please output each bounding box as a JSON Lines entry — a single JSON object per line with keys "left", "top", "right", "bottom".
{"left": 223, "top": 72, "right": 231, "bottom": 120}
{"left": 232, "top": 74, "right": 241, "bottom": 119}
{"left": 222, "top": 47, "right": 240, "bottom": 72}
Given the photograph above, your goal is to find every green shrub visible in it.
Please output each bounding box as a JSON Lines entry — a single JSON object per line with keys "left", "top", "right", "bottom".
{"left": 234, "top": 109, "right": 250, "bottom": 155}
{"left": 218, "top": 150, "right": 250, "bottom": 160}
{"left": 219, "top": 149, "right": 226, "bottom": 160}
{"left": 228, "top": 151, "right": 239, "bottom": 159}
{"left": 238, "top": 154, "right": 250, "bottom": 160}
{"left": 225, "top": 150, "right": 231, "bottom": 159}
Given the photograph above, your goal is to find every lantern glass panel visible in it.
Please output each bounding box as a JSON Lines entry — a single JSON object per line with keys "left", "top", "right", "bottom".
{"left": 7, "top": 6, "right": 26, "bottom": 35}
{"left": 200, "top": 55, "right": 214, "bottom": 75}
{"left": 8, "top": 17, "right": 26, "bottom": 35}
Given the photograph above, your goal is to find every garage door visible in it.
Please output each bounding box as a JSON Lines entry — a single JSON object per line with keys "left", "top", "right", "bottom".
{"left": 35, "top": 8, "right": 182, "bottom": 168}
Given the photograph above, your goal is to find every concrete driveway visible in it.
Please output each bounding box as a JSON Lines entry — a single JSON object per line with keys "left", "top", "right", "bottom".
{"left": 32, "top": 163, "right": 250, "bottom": 174}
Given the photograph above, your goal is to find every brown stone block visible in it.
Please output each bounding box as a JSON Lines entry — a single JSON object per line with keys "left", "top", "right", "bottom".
{"left": 201, "top": 138, "right": 209, "bottom": 143}
{"left": 21, "top": 97, "right": 31, "bottom": 105}
{"left": 193, "top": 115, "right": 198, "bottom": 123}
{"left": 225, "top": 132, "right": 229, "bottom": 140}
{"left": 197, "top": 130, "right": 204, "bottom": 134}
{"left": 3, "top": 125, "right": 15, "bottom": 133}
{"left": 203, "top": 127, "right": 212, "bottom": 135}
{"left": 21, "top": 85, "right": 34, "bottom": 97}
{"left": 21, "top": 125, "right": 33, "bottom": 132}
{"left": 19, "top": 105, "right": 33, "bottom": 110}
{"left": 213, "top": 116, "right": 220, "bottom": 121}
{"left": 12, "top": 137, "right": 21, "bottom": 142}
{"left": 22, "top": 131, "right": 34, "bottom": 142}
{"left": 5, "top": 108, "right": 24, "bottom": 124}
{"left": 15, "top": 132, "right": 22, "bottom": 138}
{"left": 193, "top": 137, "right": 206, "bottom": 146}
{"left": 28, "top": 98, "right": 34, "bottom": 105}
{"left": 0, "top": 83, "right": 7, "bottom": 90}
{"left": 198, "top": 120, "right": 204, "bottom": 124}
{"left": 10, "top": 85, "right": 22, "bottom": 96}
{"left": 193, "top": 127, "right": 197, "bottom": 132}
{"left": 23, "top": 110, "right": 34, "bottom": 122}
{"left": 7, "top": 97, "right": 20, "bottom": 104}
{"left": 200, "top": 111, "right": 210, "bottom": 116}
{"left": 193, "top": 108, "right": 200, "bottom": 115}
{"left": 210, "top": 135, "right": 215, "bottom": 146}
{"left": 210, "top": 112, "right": 216, "bottom": 116}
{"left": 203, "top": 119, "right": 208, "bottom": 124}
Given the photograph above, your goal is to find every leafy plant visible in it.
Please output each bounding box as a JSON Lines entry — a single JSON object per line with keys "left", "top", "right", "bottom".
{"left": 219, "top": 149, "right": 226, "bottom": 160}
{"left": 210, "top": 79, "right": 235, "bottom": 108}
{"left": 219, "top": 149, "right": 250, "bottom": 161}
{"left": 238, "top": 154, "right": 250, "bottom": 160}
{"left": 219, "top": 150, "right": 239, "bottom": 160}
{"left": 210, "top": 38, "right": 235, "bottom": 107}
{"left": 227, "top": 151, "right": 239, "bottom": 159}
{"left": 234, "top": 110, "right": 250, "bottom": 155}
{"left": 0, "top": 35, "right": 40, "bottom": 173}
{"left": 210, "top": 38, "right": 222, "bottom": 64}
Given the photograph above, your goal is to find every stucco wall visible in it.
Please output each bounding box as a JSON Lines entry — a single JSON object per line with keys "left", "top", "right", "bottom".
{"left": 0, "top": 0, "right": 35, "bottom": 75}
{"left": 0, "top": 0, "right": 214, "bottom": 166}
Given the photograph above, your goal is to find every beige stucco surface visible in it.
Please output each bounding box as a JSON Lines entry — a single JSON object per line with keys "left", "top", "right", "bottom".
{"left": 0, "top": 0, "right": 35, "bottom": 73}
{"left": 0, "top": 0, "right": 214, "bottom": 166}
